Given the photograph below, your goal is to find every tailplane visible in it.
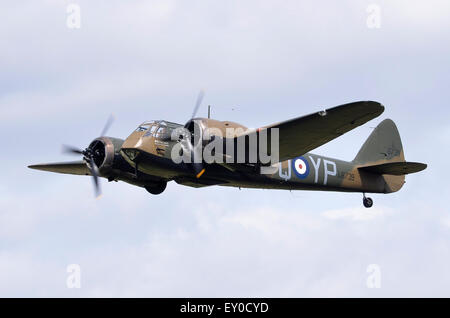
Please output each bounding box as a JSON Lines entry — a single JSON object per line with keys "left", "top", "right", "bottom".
{"left": 358, "top": 161, "right": 427, "bottom": 175}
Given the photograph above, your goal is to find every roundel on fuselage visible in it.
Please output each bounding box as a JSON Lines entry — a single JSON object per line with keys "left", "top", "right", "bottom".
{"left": 292, "top": 156, "right": 310, "bottom": 179}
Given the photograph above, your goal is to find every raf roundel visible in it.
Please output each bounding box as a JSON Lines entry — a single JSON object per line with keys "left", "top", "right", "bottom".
{"left": 292, "top": 156, "right": 310, "bottom": 179}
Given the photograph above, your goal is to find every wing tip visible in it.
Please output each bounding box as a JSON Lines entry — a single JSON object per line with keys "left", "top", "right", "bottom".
{"left": 330, "top": 100, "right": 385, "bottom": 117}
{"left": 28, "top": 164, "right": 53, "bottom": 170}
{"left": 28, "top": 164, "right": 54, "bottom": 172}
{"left": 364, "top": 100, "right": 385, "bottom": 115}
{"left": 413, "top": 162, "right": 428, "bottom": 173}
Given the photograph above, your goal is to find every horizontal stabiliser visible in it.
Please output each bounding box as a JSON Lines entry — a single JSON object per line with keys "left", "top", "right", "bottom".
{"left": 358, "top": 161, "right": 427, "bottom": 175}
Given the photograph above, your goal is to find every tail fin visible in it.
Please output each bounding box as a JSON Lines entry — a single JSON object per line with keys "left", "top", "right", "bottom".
{"left": 353, "top": 119, "right": 404, "bottom": 165}
{"left": 353, "top": 119, "right": 426, "bottom": 193}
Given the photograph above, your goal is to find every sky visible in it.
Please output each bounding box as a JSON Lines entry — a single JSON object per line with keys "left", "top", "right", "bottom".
{"left": 0, "top": 0, "right": 449, "bottom": 297}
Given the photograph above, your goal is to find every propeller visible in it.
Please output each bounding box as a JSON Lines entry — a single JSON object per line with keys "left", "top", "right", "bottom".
{"left": 191, "top": 90, "right": 205, "bottom": 119}
{"left": 182, "top": 91, "right": 207, "bottom": 178}
{"left": 182, "top": 135, "right": 206, "bottom": 178}
{"left": 100, "top": 114, "right": 115, "bottom": 137}
{"left": 62, "top": 144, "right": 102, "bottom": 198}
{"left": 62, "top": 115, "right": 115, "bottom": 198}
{"left": 62, "top": 145, "right": 84, "bottom": 156}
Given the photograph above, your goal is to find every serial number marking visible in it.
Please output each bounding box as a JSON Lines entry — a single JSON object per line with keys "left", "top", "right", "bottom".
{"left": 337, "top": 171, "right": 355, "bottom": 182}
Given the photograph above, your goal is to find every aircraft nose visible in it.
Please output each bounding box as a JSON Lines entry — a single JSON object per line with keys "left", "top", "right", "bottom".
{"left": 122, "top": 132, "right": 144, "bottom": 149}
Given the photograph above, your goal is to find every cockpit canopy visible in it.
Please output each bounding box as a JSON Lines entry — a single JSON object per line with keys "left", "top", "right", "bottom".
{"left": 134, "top": 120, "right": 182, "bottom": 140}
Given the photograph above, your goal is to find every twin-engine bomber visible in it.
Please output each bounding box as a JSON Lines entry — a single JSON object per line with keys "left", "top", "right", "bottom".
{"left": 29, "top": 97, "right": 427, "bottom": 208}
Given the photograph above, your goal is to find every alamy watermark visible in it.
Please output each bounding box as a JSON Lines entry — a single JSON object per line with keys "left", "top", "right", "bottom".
{"left": 366, "top": 264, "right": 381, "bottom": 288}
{"left": 168, "top": 120, "right": 280, "bottom": 174}
{"left": 66, "top": 4, "right": 81, "bottom": 29}
{"left": 66, "top": 264, "right": 81, "bottom": 289}
{"left": 366, "top": 4, "right": 381, "bottom": 29}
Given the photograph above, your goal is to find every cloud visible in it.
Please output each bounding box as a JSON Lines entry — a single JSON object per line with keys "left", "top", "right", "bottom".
{"left": 2, "top": 191, "right": 448, "bottom": 297}
{"left": 322, "top": 206, "right": 391, "bottom": 221}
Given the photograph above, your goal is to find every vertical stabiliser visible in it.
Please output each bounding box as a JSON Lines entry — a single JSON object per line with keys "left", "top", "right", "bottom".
{"left": 353, "top": 119, "right": 405, "bottom": 193}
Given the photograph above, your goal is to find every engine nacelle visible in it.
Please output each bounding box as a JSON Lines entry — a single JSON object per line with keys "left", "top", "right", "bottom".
{"left": 88, "top": 137, "right": 125, "bottom": 177}
{"left": 184, "top": 118, "right": 248, "bottom": 143}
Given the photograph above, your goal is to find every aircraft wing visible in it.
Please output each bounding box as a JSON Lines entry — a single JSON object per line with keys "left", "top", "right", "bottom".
{"left": 232, "top": 101, "right": 384, "bottom": 163}
{"left": 28, "top": 161, "right": 91, "bottom": 176}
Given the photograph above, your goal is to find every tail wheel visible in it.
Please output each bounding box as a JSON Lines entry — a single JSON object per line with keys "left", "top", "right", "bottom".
{"left": 363, "top": 197, "right": 373, "bottom": 208}
{"left": 145, "top": 181, "right": 167, "bottom": 195}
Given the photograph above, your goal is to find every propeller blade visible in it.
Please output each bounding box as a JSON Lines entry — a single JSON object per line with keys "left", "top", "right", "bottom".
{"left": 87, "top": 156, "right": 101, "bottom": 198}
{"left": 62, "top": 145, "right": 84, "bottom": 155}
{"left": 184, "top": 139, "right": 205, "bottom": 178}
{"left": 100, "top": 114, "right": 115, "bottom": 137}
{"left": 194, "top": 165, "right": 206, "bottom": 178}
{"left": 191, "top": 90, "right": 205, "bottom": 119}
